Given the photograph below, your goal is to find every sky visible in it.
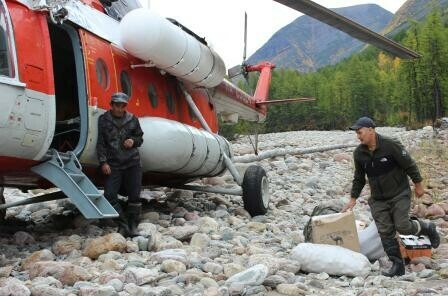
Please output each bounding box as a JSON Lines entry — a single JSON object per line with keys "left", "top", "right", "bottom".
{"left": 142, "top": 0, "right": 407, "bottom": 68}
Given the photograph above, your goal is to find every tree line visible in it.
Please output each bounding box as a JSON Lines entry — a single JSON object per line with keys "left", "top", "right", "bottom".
{"left": 220, "top": 10, "right": 448, "bottom": 137}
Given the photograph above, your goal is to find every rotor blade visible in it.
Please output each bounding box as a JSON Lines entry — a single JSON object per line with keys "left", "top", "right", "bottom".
{"left": 256, "top": 97, "right": 316, "bottom": 106}
{"left": 273, "top": 0, "right": 421, "bottom": 59}
{"left": 243, "top": 11, "right": 248, "bottom": 62}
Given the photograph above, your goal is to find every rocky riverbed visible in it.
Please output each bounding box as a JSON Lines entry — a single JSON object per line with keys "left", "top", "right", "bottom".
{"left": 0, "top": 127, "right": 447, "bottom": 296}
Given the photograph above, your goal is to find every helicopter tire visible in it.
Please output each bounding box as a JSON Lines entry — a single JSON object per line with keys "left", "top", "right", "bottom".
{"left": 0, "top": 187, "right": 5, "bottom": 222}
{"left": 242, "top": 165, "right": 270, "bottom": 217}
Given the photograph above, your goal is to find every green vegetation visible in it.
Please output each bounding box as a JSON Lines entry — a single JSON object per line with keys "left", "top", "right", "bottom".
{"left": 221, "top": 10, "right": 448, "bottom": 136}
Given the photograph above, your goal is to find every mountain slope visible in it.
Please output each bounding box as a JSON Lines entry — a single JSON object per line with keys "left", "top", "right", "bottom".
{"left": 384, "top": 0, "right": 448, "bottom": 36}
{"left": 247, "top": 4, "right": 393, "bottom": 72}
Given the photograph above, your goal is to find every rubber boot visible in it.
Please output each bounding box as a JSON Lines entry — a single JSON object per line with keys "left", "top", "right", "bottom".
{"left": 127, "top": 203, "right": 142, "bottom": 237}
{"left": 381, "top": 238, "right": 405, "bottom": 277}
{"left": 112, "top": 202, "right": 130, "bottom": 237}
{"left": 418, "top": 220, "right": 440, "bottom": 249}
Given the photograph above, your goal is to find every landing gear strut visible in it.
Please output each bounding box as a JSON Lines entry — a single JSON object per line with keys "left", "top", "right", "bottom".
{"left": 180, "top": 88, "right": 270, "bottom": 217}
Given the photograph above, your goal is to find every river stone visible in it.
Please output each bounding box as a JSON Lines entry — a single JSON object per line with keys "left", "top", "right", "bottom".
{"left": 203, "top": 287, "right": 220, "bottom": 296}
{"left": 203, "top": 262, "right": 224, "bottom": 275}
{"left": 154, "top": 235, "right": 183, "bottom": 251}
{"left": 350, "top": 276, "right": 365, "bottom": 287}
{"left": 28, "top": 261, "right": 92, "bottom": 285}
{"left": 98, "top": 272, "right": 126, "bottom": 284}
{"left": 263, "top": 275, "right": 287, "bottom": 287}
{"left": 52, "top": 235, "right": 82, "bottom": 255}
{"left": 124, "top": 267, "right": 159, "bottom": 285}
{"left": 29, "top": 285, "right": 69, "bottom": 296}
{"left": 161, "top": 259, "right": 187, "bottom": 273}
{"left": 0, "top": 266, "right": 13, "bottom": 277}
{"left": 13, "top": 231, "right": 35, "bottom": 246}
{"left": 150, "top": 249, "right": 187, "bottom": 264}
{"left": 190, "top": 233, "right": 210, "bottom": 249}
{"left": 133, "top": 236, "right": 149, "bottom": 251}
{"left": 276, "top": 283, "right": 306, "bottom": 295}
{"left": 0, "top": 277, "right": 31, "bottom": 296}
{"left": 226, "top": 264, "right": 269, "bottom": 287}
{"left": 168, "top": 225, "right": 199, "bottom": 241}
{"left": 79, "top": 285, "right": 117, "bottom": 296}
{"left": 248, "top": 254, "right": 280, "bottom": 275}
{"left": 21, "top": 249, "right": 55, "bottom": 270}
{"left": 224, "top": 263, "right": 246, "bottom": 278}
{"left": 199, "top": 217, "right": 219, "bottom": 233}
{"left": 83, "top": 233, "right": 127, "bottom": 259}
{"left": 247, "top": 222, "right": 267, "bottom": 232}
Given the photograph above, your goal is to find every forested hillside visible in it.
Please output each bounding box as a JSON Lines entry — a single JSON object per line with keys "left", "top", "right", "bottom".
{"left": 222, "top": 10, "right": 448, "bottom": 137}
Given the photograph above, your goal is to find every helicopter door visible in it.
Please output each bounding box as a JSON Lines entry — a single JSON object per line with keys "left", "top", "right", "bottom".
{"left": 76, "top": 29, "right": 118, "bottom": 164}
{"left": 48, "top": 23, "right": 88, "bottom": 157}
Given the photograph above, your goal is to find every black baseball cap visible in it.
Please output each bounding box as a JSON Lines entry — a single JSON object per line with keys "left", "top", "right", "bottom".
{"left": 349, "top": 117, "right": 376, "bottom": 130}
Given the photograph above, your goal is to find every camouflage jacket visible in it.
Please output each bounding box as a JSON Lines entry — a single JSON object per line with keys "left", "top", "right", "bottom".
{"left": 96, "top": 111, "right": 144, "bottom": 169}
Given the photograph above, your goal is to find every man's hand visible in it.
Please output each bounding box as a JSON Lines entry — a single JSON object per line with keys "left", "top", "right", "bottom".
{"left": 414, "top": 182, "right": 425, "bottom": 198}
{"left": 101, "top": 163, "right": 111, "bottom": 175}
{"left": 123, "top": 138, "right": 134, "bottom": 149}
{"left": 341, "top": 198, "right": 357, "bottom": 212}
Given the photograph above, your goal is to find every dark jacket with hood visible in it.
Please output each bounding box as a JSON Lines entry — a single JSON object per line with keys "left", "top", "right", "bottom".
{"left": 97, "top": 111, "right": 144, "bottom": 169}
{"left": 351, "top": 133, "right": 422, "bottom": 200}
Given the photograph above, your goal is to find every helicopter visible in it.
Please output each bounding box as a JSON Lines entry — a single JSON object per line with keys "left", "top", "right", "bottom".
{"left": 0, "top": 0, "right": 419, "bottom": 222}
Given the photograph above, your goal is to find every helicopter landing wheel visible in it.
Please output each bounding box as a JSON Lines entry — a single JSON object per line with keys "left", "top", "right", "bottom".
{"left": 0, "top": 187, "right": 5, "bottom": 222}
{"left": 242, "top": 165, "right": 270, "bottom": 217}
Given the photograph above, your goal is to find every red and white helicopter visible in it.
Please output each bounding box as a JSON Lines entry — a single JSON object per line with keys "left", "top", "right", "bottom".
{"left": 0, "top": 0, "right": 419, "bottom": 221}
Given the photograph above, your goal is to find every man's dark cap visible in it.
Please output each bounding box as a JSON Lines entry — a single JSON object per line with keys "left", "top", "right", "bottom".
{"left": 349, "top": 117, "right": 376, "bottom": 130}
{"left": 111, "top": 92, "right": 129, "bottom": 104}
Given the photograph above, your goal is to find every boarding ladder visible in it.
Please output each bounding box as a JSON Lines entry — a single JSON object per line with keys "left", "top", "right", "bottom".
{"left": 31, "top": 149, "right": 118, "bottom": 219}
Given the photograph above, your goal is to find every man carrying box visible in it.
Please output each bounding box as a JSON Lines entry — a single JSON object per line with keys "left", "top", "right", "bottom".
{"left": 342, "top": 117, "right": 440, "bottom": 277}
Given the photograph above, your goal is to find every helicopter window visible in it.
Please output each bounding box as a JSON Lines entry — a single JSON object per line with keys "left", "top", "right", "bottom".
{"left": 0, "top": 6, "right": 13, "bottom": 77}
{"left": 95, "top": 59, "right": 110, "bottom": 90}
{"left": 166, "top": 92, "right": 175, "bottom": 114}
{"left": 120, "top": 70, "right": 132, "bottom": 97}
{"left": 147, "top": 84, "right": 158, "bottom": 108}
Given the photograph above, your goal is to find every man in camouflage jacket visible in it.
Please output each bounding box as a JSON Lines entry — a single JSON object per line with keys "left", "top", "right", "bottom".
{"left": 97, "top": 92, "right": 144, "bottom": 237}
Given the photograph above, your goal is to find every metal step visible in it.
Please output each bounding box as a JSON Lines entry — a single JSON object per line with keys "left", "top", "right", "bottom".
{"left": 31, "top": 149, "right": 118, "bottom": 219}
{"left": 68, "top": 173, "right": 85, "bottom": 183}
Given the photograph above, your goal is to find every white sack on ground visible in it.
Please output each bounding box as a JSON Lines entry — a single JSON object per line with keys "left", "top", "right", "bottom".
{"left": 290, "top": 243, "right": 371, "bottom": 277}
{"left": 358, "top": 221, "right": 386, "bottom": 260}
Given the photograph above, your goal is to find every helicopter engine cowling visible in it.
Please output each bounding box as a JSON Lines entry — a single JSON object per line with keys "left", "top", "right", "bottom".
{"left": 119, "top": 8, "right": 226, "bottom": 88}
{"left": 139, "top": 117, "right": 232, "bottom": 177}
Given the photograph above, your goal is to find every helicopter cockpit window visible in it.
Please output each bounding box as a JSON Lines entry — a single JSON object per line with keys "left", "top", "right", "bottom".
{"left": 120, "top": 70, "right": 132, "bottom": 97}
{"left": 148, "top": 84, "right": 158, "bottom": 108}
{"left": 101, "top": 0, "right": 141, "bottom": 21}
{"left": 0, "top": 5, "right": 13, "bottom": 77}
{"left": 166, "top": 92, "right": 175, "bottom": 114}
{"left": 95, "top": 59, "right": 110, "bottom": 90}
